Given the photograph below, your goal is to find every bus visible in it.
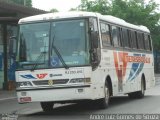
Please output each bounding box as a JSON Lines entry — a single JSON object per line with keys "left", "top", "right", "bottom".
{"left": 14, "top": 11, "right": 155, "bottom": 111}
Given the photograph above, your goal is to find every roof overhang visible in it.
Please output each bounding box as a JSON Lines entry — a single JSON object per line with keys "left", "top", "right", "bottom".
{"left": 0, "top": 0, "right": 47, "bottom": 22}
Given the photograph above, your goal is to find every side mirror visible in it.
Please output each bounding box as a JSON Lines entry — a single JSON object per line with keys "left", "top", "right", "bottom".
{"left": 9, "top": 36, "right": 17, "bottom": 57}
{"left": 91, "top": 32, "right": 99, "bottom": 48}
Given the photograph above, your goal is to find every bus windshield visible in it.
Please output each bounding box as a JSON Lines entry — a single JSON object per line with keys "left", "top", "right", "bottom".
{"left": 17, "top": 19, "right": 90, "bottom": 70}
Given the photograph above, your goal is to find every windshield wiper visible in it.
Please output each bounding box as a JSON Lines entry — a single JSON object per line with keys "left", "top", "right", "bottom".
{"left": 31, "top": 51, "right": 46, "bottom": 71}
{"left": 51, "top": 36, "right": 69, "bottom": 69}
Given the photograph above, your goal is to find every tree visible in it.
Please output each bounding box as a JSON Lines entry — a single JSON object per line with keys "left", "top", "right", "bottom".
{"left": 50, "top": 8, "right": 59, "bottom": 13}
{"left": 70, "top": 8, "right": 78, "bottom": 11}
{"left": 78, "top": 0, "right": 111, "bottom": 14}
{"left": 8, "top": 0, "right": 32, "bottom": 7}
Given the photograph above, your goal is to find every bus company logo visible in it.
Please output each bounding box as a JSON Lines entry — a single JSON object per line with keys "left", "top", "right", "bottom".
{"left": 113, "top": 52, "right": 150, "bottom": 81}
{"left": 21, "top": 73, "right": 48, "bottom": 79}
{"left": 36, "top": 73, "right": 48, "bottom": 79}
{"left": 125, "top": 55, "right": 150, "bottom": 63}
{"left": 113, "top": 52, "right": 128, "bottom": 81}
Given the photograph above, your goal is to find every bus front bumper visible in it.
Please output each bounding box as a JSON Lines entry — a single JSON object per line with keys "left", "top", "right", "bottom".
{"left": 16, "top": 85, "right": 95, "bottom": 103}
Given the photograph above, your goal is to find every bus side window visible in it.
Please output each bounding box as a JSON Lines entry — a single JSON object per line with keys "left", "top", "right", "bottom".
{"left": 89, "top": 18, "right": 99, "bottom": 48}
{"left": 128, "top": 30, "right": 132, "bottom": 48}
{"left": 111, "top": 26, "right": 121, "bottom": 47}
{"left": 137, "top": 32, "right": 145, "bottom": 50}
{"left": 130, "top": 31, "right": 138, "bottom": 49}
{"left": 122, "top": 28, "right": 129, "bottom": 48}
{"left": 148, "top": 35, "right": 152, "bottom": 51}
{"left": 100, "top": 22, "right": 111, "bottom": 47}
{"left": 144, "top": 34, "right": 150, "bottom": 50}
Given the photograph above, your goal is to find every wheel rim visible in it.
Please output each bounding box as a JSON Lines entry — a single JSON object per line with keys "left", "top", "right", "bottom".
{"left": 141, "top": 81, "right": 144, "bottom": 94}
{"left": 105, "top": 86, "right": 109, "bottom": 103}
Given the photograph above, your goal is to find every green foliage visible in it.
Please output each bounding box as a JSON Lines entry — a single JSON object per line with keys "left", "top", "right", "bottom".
{"left": 50, "top": 8, "right": 59, "bottom": 13}
{"left": 70, "top": 8, "right": 78, "bottom": 11}
{"left": 8, "top": 0, "right": 32, "bottom": 7}
{"left": 78, "top": 0, "right": 160, "bottom": 50}
{"left": 78, "top": 0, "right": 111, "bottom": 14}
{"left": 110, "top": 0, "right": 159, "bottom": 30}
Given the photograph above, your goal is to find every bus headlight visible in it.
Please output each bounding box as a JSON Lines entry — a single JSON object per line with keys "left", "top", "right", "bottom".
{"left": 16, "top": 81, "right": 33, "bottom": 88}
{"left": 69, "top": 78, "right": 91, "bottom": 84}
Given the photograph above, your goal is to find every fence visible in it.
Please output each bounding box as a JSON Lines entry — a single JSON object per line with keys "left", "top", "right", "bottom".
{"left": 154, "top": 50, "right": 160, "bottom": 73}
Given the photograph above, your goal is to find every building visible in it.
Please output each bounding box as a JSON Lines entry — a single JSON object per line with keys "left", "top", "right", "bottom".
{"left": 0, "top": 0, "right": 47, "bottom": 90}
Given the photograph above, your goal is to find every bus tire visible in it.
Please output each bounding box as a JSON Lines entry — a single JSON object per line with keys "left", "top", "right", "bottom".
{"left": 135, "top": 77, "right": 145, "bottom": 98}
{"left": 128, "top": 77, "right": 145, "bottom": 99}
{"left": 40, "top": 102, "right": 54, "bottom": 112}
{"left": 97, "top": 81, "right": 110, "bottom": 109}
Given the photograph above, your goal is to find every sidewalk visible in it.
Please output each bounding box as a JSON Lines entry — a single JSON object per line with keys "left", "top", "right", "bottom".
{"left": 0, "top": 90, "right": 16, "bottom": 100}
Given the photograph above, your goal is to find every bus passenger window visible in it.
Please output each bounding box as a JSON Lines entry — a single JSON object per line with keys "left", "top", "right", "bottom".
{"left": 137, "top": 32, "right": 145, "bottom": 49}
{"left": 131, "top": 31, "right": 138, "bottom": 49}
{"left": 148, "top": 35, "right": 152, "bottom": 51}
{"left": 122, "top": 28, "right": 129, "bottom": 48}
{"left": 100, "top": 23, "right": 111, "bottom": 47}
{"left": 144, "top": 34, "right": 150, "bottom": 50}
{"left": 111, "top": 26, "right": 121, "bottom": 47}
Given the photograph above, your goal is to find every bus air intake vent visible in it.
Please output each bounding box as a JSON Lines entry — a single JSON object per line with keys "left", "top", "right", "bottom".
{"left": 32, "top": 79, "right": 69, "bottom": 86}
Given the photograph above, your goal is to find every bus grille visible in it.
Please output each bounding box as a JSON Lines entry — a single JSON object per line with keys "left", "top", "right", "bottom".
{"left": 32, "top": 79, "right": 69, "bottom": 86}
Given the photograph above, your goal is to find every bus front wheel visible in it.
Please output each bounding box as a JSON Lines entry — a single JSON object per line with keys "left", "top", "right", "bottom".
{"left": 97, "top": 82, "right": 110, "bottom": 109}
{"left": 40, "top": 102, "right": 54, "bottom": 112}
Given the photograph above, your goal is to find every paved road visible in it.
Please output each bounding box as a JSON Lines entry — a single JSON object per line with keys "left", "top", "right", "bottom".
{"left": 1, "top": 82, "right": 160, "bottom": 120}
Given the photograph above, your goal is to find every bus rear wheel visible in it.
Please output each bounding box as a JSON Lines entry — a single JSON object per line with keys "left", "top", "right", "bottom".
{"left": 40, "top": 102, "right": 54, "bottom": 112}
{"left": 136, "top": 78, "right": 145, "bottom": 98}
{"left": 128, "top": 77, "right": 145, "bottom": 99}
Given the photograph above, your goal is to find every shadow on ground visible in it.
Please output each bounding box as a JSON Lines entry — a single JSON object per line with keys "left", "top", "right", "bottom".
{"left": 24, "top": 95, "right": 153, "bottom": 116}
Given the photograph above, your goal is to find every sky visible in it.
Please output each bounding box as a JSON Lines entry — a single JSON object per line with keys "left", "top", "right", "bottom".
{"left": 32, "top": 0, "right": 160, "bottom": 12}
{"left": 32, "top": 0, "right": 81, "bottom": 12}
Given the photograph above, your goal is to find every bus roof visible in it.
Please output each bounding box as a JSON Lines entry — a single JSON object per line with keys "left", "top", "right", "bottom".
{"left": 19, "top": 11, "right": 150, "bottom": 33}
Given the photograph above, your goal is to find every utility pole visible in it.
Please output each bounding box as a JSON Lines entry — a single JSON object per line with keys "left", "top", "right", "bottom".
{"left": 24, "top": 0, "right": 26, "bottom": 6}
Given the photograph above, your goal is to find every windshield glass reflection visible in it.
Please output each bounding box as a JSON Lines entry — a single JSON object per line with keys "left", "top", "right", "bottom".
{"left": 17, "top": 19, "right": 90, "bottom": 70}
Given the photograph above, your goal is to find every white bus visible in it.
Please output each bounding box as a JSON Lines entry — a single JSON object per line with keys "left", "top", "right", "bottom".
{"left": 14, "top": 11, "right": 155, "bottom": 111}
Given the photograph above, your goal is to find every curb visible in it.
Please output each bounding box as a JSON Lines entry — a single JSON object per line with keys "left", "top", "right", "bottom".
{"left": 0, "top": 97, "right": 16, "bottom": 101}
